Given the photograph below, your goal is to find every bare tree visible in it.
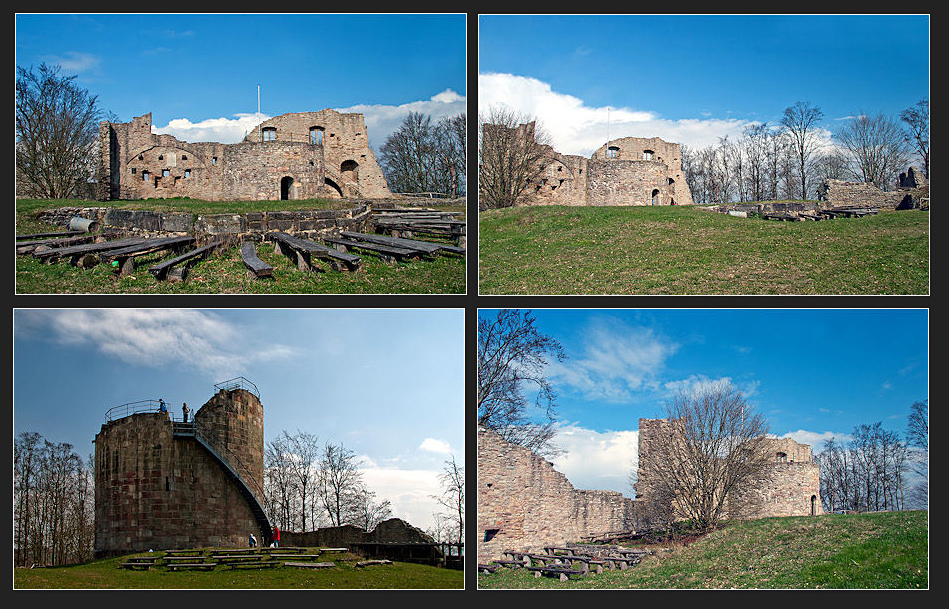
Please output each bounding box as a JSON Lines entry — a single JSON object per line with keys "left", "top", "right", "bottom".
{"left": 264, "top": 434, "right": 299, "bottom": 530}
{"left": 318, "top": 442, "right": 363, "bottom": 526}
{"left": 906, "top": 400, "right": 928, "bottom": 508}
{"left": 835, "top": 111, "right": 909, "bottom": 189}
{"left": 284, "top": 430, "right": 321, "bottom": 531}
{"left": 637, "top": 381, "right": 771, "bottom": 532}
{"left": 350, "top": 486, "right": 392, "bottom": 531}
{"left": 900, "top": 100, "right": 929, "bottom": 179}
{"left": 16, "top": 63, "right": 106, "bottom": 199}
{"left": 741, "top": 123, "right": 770, "bottom": 203}
{"left": 379, "top": 111, "right": 466, "bottom": 197}
{"left": 478, "top": 106, "right": 552, "bottom": 210}
{"left": 477, "top": 309, "right": 565, "bottom": 457}
{"left": 434, "top": 455, "right": 464, "bottom": 545}
{"left": 781, "top": 101, "right": 825, "bottom": 200}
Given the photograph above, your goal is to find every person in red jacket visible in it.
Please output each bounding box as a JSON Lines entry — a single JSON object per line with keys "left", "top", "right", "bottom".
{"left": 272, "top": 525, "right": 280, "bottom": 548}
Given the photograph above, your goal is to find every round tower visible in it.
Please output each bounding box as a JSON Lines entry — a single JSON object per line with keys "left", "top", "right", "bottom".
{"left": 94, "top": 384, "right": 267, "bottom": 557}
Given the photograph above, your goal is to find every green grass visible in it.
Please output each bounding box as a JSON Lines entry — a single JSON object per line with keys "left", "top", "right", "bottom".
{"left": 477, "top": 511, "right": 929, "bottom": 589}
{"left": 478, "top": 204, "right": 929, "bottom": 295}
{"left": 14, "top": 549, "right": 464, "bottom": 589}
{"left": 16, "top": 198, "right": 466, "bottom": 294}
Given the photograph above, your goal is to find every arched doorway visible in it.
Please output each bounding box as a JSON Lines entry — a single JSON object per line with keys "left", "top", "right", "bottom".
{"left": 651, "top": 189, "right": 661, "bottom": 205}
{"left": 280, "top": 176, "right": 294, "bottom": 200}
{"left": 810, "top": 495, "right": 818, "bottom": 516}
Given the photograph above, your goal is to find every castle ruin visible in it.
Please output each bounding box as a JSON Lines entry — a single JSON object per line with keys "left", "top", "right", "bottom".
{"left": 477, "top": 419, "right": 821, "bottom": 563}
{"left": 93, "top": 381, "right": 268, "bottom": 556}
{"left": 97, "top": 109, "right": 392, "bottom": 202}
{"left": 482, "top": 121, "right": 694, "bottom": 207}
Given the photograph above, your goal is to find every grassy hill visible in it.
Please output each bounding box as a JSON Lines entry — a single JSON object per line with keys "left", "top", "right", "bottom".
{"left": 14, "top": 548, "right": 464, "bottom": 589}
{"left": 478, "top": 204, "right": 929, "bottom": 295}
{"left": 15, "top": 198, "right": 466, "bottom": 294}
{"left": 477, "top": 511, "right": 928, "bottom": 589}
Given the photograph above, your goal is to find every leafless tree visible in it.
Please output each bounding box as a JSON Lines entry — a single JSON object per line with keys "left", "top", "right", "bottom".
{"left": 16, "top": 63, "right": 106, "bottom": 199}
{"left": 318, "top": 441, "right": 364, "bottom": 526}
{"left": 434, "top": 455, "right": 464, "bottom": 545}
{"left": 906, "top": 400, "right": 928, "bottom": 508}
{"left": 436, "top": 113, "right": 467, "bottom": 197}
{"left": 900, "top": 100, "right": 929, "bottom": 178}
{"left": 264, "top": 434, "right": 300, "bottom": 530}
{"left": 478, "top": 106, "right": 553, "bottom": 210}
{"left": 741, "top": 123, "right": 770, "bottom": 203}
{"left": 349, "top": 486, "right": 392, "bottom": 531}
{"left": 477, "top": 309, "right": 566, "bottom": 457}
{"left": 284, "top": 430, "right": 321, "bottom": 531}
{"left": 781, "top": 101, "right": 825, "bottom": 200}
{"left": 13, "top": 432, "right": 94, "bottom": 567}
{"left": 835, "top": 112, "right": 910, "bottom": 189}
{"left": 637, "top": 381, "right": 771, "bottom": 532}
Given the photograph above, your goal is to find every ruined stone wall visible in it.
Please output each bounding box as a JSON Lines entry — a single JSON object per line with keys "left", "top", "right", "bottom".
{"left": 477, "top": 427, "right": 633, "bottom": 563}
{"left": 93, "top": 389, "right": 265, "bottom": 556}
{"left": 634, "top": 418, "right": 822, "bottom": 522}
{"left": 98, "top": 110, "right": 391, "bottom": 202}
{"left": 817, "top": 179, "right": 905, "bottom": 209}
{"left": 483, "top": 124, "right": 694, "bottom": 207}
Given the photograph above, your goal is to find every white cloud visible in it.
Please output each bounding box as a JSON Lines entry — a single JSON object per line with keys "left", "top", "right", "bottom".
{"left": 549, "top": 423, "right": 638, "bottom": 495}
{"left": 548, "top": 315, "right": 677, "bottom": 403}
{"left": 337, "top": 88, "right": 467, "bottom": 149}
{"left": 154, "top": 113, "right": 266, "bottom": 145}
{"left": 782, "top": 429, "right": 850, "bottom": 452}
{"left": 478, "top": 72, "right": 753, "bottom": 155}
{"left": 152, "top": 88, "right": 466, "bottom": 150}
{"left": 42, "top": 51, "right": 100, "bottom": 74}
{"left": 35, "top": 309, "right": 294, "bottom": 379}
{"left": 360, "top": 467, "right": 443, "bottom": 532}
{"left": 661, "top": 374, "right": 760, "bottom": 401}
{"left": 418, "top": 437, "right": 453, "bottom": 455}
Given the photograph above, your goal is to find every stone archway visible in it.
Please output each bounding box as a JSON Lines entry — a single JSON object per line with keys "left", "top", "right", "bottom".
{"left": 280, "top": 176, "right": 294, "bottom": 200}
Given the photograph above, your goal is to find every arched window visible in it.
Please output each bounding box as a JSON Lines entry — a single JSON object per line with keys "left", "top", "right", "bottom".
{"left": 310, "top": 126, "right": 324, "bottom": 146}
{"left": 607, "top": 146, "right": 620, "bottom": 159}
{"left": 643, "top": 149, "right": 654, "bottom": 161}
{"left": 341, "top": 159, "right": 358, "bottom": 182}
{"left": 262, "top": 127, "right": 277, "bottom": 142}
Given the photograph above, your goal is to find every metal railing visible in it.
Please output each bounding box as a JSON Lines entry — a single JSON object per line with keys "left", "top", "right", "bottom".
{"left": 214, "top": 376, "right": 260, "bottom": 398}
{"left": 104, "top": 399, "right": 166, "bottom": 423}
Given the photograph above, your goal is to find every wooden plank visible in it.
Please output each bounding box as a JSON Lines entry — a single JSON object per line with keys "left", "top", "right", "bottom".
{"left": 284, "top": 561, "right": 335, "bottom": 569}
{"left": 339, "top": 231, "right": 443, "bottom": 254}
{"left": 99, "top": 236, "right": 195, "bottom": 261}
{"left": 268, "top": 231, "right": 361, "bottom": 271}
{"left": 32, "top": 236, "right": 147, "bottom": 261}
{"left": 148, "top": 240, "right": 223, "bottom": 280}
{"left": 322, "top": 237, "right": 422, "bottom": 262}
{"left": 240, "top": 241, "right": 274, "bottom": 279}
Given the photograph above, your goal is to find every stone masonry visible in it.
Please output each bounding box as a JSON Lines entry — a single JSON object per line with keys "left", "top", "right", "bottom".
{"left": 482, "top": 121, "right": 693, "bottom": 207}
{"left": 93, "top": 388, "right": 265, "bottom": 557}
{"left": 477, "top": 427, "right": 634, "bottom": 564}
{"left": 817, "top": 166, "right": 929, "bottom": 210}
{"left": 634, "top": 418, "right": 822, "bottom": 522}
{"left": 97, "top": 110, "right": 391, "bottom": 202}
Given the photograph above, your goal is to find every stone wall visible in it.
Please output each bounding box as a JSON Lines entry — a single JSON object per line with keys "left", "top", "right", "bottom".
{"left": 93, "top": 388, "right": 265, "bottom": 556}
{"left": 477, "top": 427, "right": 634, "bottom": 563}
{"left": 98, "top": 110, "right": 391, "bottom": 202}
{"left": 38, "top": 205, "right": 372, "bottom": 239}
{"left": 481, "top": 122, "right": 694, "bottom": 208}
{"left": 634, "top": 418, "right": 822, "bottom": 522}
{"left": 283, "top": 518, "right": 434, "bottom": 548}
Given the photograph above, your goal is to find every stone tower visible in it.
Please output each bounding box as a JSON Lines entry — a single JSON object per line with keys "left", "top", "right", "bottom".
{"left": 93, "top": 382, "right": 269, "bottom": 557}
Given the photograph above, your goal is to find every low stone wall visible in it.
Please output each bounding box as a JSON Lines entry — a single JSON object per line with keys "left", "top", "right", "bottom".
{"left": 818, "top": 179, "right": 906, "bottom": 209}
{"left": 282, "top": 518, "right": 434, "bottom": 548}
{"left": 38, "top": 204, "right": 371, "bottom": 238}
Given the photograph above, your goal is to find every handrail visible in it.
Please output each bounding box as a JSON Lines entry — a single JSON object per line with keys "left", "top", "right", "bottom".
{"left": 104, "top": 399, "right": 164, "bottom": 423}
{"left": 213, "top": 376, "right": 260, "bottom": 398}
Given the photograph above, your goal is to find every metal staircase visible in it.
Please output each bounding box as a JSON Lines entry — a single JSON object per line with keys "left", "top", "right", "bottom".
{"left": 173, "top": 421, "right": 272, "bottom": 541}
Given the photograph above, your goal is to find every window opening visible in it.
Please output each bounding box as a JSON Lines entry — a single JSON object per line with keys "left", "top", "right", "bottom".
{"left": 607, "top": 146, "right": 620, "bottom": 159}
{"left": 643, "top": 150, "right": 654, "bottom": 160}
{"left": 483, "top": 529, "right": 500, "bottom": 542}
{"left": 262, "top": 127, "right": 276, "bottom": 142}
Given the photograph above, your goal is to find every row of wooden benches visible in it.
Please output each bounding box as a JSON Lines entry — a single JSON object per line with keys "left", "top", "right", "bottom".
{"left": 18, "top": 229, "right": 465, "bottom": 282}
{"left": 118, "top": 547, "right": 349, "bottom": 571}
{"left": 478, "top": 547, "right": 647, "bottom": 581}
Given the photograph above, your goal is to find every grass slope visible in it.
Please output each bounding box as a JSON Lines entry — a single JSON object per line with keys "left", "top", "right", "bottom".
{"left": 478, "top": 205, "right": 929, "bottom": 295}
{"left": 477, "top": 511, "right": 928, "bottom": 589}
{"left": 14, "top": 549, "right": 464, "bottom": 589}
{"left": 16, "top": 198, "right": 466, "bottom": 294}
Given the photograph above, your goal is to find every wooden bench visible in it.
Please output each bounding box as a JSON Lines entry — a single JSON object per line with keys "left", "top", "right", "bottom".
{"left": 268, "top": 231, "right": 361, "bottom": 273}
{"left": 100, "top": 236, "right": 196, "bottom": 276}
{"left": 355, "top": 559, "right": 392, "bottom": 567}
{"left": 270, "top": 553, "right": 320, "bottom": 560}
{"left": 148, "top": 239, "right": 224, "bottom": 281}
{"left": 163, "top": 549, "right": 204, "bottom": 557}
{"left": 118, "top": 557, "right": 157, "bottom": 570}
{"left": 318, "top": 547, "right": 349, "bottom": 553}
{"left": 478, "top": 563, "right": 500, "bottom": 574}
{"left": 557, "top": 555, "right": 607, "bottom": 574}
{"left": 240, "top": 241, "right": 274, "bottom": 279}
{"left": 339, "top": 230, "right": 446, "bottom": 255}
{"left": 604, "top": 555, "right": 641, "bottom": 569}
{"left": 225, "top": 560, "right": 278, "bottom": 570}
{"left": 32, "top": 236, "right": 147, "bottom": 265}
{"left": 526, "top": 565, "right": 584, "bottom": 582}
{"left": 491, "top": 559, "right": 526, "bottom": 569}
{"left": 284, "top": 561, "right": 336, "bottom": 569}
{"left": 323, "top": 236, "right": 425, "bottom": 264}
{"left": 166, "top": 562, "right": 217, "bottom": 572}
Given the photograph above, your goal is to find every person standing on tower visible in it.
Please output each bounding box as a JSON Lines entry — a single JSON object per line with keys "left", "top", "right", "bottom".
{"left": 182, "top": 402, "right": 191, "bottom": 423}
{"left": 158, "top": 399, "right": 167, "bottom": 414}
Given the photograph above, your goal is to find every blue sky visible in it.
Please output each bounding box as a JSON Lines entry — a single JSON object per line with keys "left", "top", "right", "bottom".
{"left": 13, "top": 309, "right": 465, "bottom": 532}
{"left": 16, "top": 13, "right": 467, "bottom": 149}
{"left": 479, "top": 308, "right": 929, "bottom": 494}
{"left": 479, "top": 14, "right": 930, "bottom": 155}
